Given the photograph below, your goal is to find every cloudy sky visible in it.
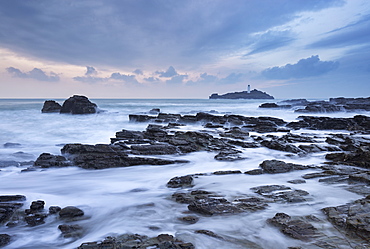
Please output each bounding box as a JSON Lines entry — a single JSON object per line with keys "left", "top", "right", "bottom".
{"left": 0, "top": 0, "right": 369, "bottom": 99}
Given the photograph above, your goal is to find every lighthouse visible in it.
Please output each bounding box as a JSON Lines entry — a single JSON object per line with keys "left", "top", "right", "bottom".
{"left": 247, "top": 84, "right": 251, "bottom": 93}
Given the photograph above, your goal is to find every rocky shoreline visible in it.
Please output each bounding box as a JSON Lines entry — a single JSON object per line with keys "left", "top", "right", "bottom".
{"left": 2, "top": 101, "right": 370, "bottom": 248}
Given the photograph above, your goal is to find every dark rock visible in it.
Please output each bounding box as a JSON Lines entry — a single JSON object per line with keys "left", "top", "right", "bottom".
{"left": 195, "top": 229, "right": 223, "bottom": 239}
{"left": 59, "top": 206, "right": 84, "bottom": 219}
{"left": 58, "top": 224, "right": 84, "bottom": 238}
{"left": 251, "top": 185, "right": 309, "bottom": 203}
{"left": 3, "top": 142, "right": 21, "bottom": 148}
{"left": 268, "top": 213, "right": 318, "bottom": 241}
{"left": 287, "top": 179, "right": 306, "bottom": 184}
{"left": 244, "top": 169, "right": 264, "bottom": 175}
{"left": 349, "top": 172, "right": 370, "bottom": 184}
{"left": 129, "top": 114, "right": 156, "bottom": 122}
{"left": 0, "top": 234, "right": 11, "bottom": 247}
{"left": 131, "top": 144, "right": 178, "bottom": 155}
{"left": 188, "top": 197, "right": 243, "bottom": 216}
{"left": 41, "top": 100, "right": 62, "bottom": 113}
{"left": 204, "top": 123, "right": 223, "bottom": 128}
{"left": 78, "top": 233, "right": 194, "bottom": 249}
{"left": 60, "top": 95, "right": 97, "bottom": 114}
{"left": 178, "top": 215, "right": 199, "bottom": 224}
{"left": 322, "top": 196, "right": 370, "bottom": 241}
{"left": 259, "top": 160, "right": 310, "bottom": 174}
{"left": 24, "top": 213, "right": 47, "bottom": 226}
{"left": 0, "top": 195, "right": 26, "bottom": 202}
{"left": 260, "top": 140, "right": 303, "bottom": 154}
{"left": 220, "top": 127, "right": 249, "bottom": 139}
{"left": 251, "top": 185, "right": 291, "bottom": 195}
{"left": 325, "top": 150, "right": 370, "bottom": 169}
{"left": 214, "top": 150, "right": 245, "bottom": 161}
{"left": 295, "top": 102, "right": 343, "bottom": 113}
{"left": 25, "top": 200, "right": 45, "bottom": 214}
{"left": 213, "top": 170, "right": 242, "bottom": 175}
{"left": 0, "top": 202, "right": 24, "bottom": 224}
{"left": 259, "top": 103, "right": 279, "bottom": 108}
{"left": 34, "top": 153, "right": 71, "bottom": 168}
{"left": 167, "top": 175, "right": 194, "bottom": 188}
{"left": 49, "top": 206, "right": 61, "bottom": 214}
{"left": 149, "top": 108, "right": 160, "bottom": 114}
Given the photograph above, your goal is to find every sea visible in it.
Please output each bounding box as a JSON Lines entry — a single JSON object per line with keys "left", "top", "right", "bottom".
{"left": 0, "top": 98, "right": 368, "bottom": 249}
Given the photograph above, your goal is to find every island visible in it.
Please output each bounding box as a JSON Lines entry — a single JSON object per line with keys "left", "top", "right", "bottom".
{"left": 209, "top": 85, "right": 274, "bottom": 99}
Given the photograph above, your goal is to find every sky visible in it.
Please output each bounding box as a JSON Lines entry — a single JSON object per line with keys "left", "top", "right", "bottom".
{"left": 0, "top": 0, "right": 369, "bottom": 99}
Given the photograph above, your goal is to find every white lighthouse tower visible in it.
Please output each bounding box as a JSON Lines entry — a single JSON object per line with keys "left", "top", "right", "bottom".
{"left": 247, "top": 84, "right": 251, "bottom": 93}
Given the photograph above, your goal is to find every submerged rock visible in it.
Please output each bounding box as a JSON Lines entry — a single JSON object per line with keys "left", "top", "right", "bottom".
{"left": 59, "top": 206, "right": 84, "bottom": 219}
{"left": 0, "top": 234, "right": 11, "bottom": 247}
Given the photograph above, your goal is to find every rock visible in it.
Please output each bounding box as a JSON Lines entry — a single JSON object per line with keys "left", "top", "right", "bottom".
{"left": 268, "top": 213, "right": 318, "bottom": 241}
{"left": 131, "top": 144, "right": 178, "bottom": 155}
{"left": 322, "top": 196, "right": 370, "bottom": 241}
{"left": 295, "top": 102, "right": 343, "bottom": 113}
{"left": 49, "top": 206, "right": 61, "bottom": 214}
{"left": 59, "top": 206, "right": 84, "bottom": 219}
{"left": 287, "top": 179, "right": 306, "bottom": 184}
{"left": 78, "top": 233, "right": 194, "bottom": 249}
{"left": 0, "top": 195, "right": 26, "bottom": 202}
{"left": 0, "top": 202, "right": 24, "bottom": 224}
{"left": 24, "top": 213, "right": 47, "bottom": 226}
{"left": 259, "top": 103, "right": 279, "bottom": 108}
{"left": 325, "top": 150, "right": 370, "bottom": 169}
{"left": 25, "top": 200, "right": 45, "bottom": 214}
{"left": 213, "top": 170, "right": 242, "bottom": 175}
{"left": 260, "top": 140, "right": 303, "bottom": 154}
{"left": 41, "top": 100, "right": 62, "bottom": 113}
{"left": 149, "top": 108, "right": 160, "bottom": 114}
{"left": 60, "top": 95, "right": 97, "bottom": 114}
{"left": 58, "top": 224, "right": 84, "bottom": 238}
{"left": 34, "top": 153, "right": 71, "bottom": 168}
{"left": 178, "top": 215, "right": 199, "bottom": 224}
{"left": 0, "top": 234, "right": 11, "bottom": 247}
{"left": 3, "top": 142, "right": 21, "bottom": 148}
{"left": 259, "top": 160, "right": 310, "bottom": 174}
{"left": 244, "top": 169, "right": 263, "bottom": 175}
{"left": 209, "top": 89, "right": 274, "bottom": 99}
{"left": 251, "top": 185, "right": 309, "bottom": 203}
{"left": 167, "top": 175, "right": 194, "bottom": 188}
{"left": 214, "top": 150, "right": 245, "bottom": 161}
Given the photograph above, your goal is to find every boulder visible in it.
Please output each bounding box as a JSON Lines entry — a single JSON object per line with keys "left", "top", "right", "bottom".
{"left": 167, "top": 175, "right": 194, "bottom": 188}
{"left": 34, "top": 153, "right": 71, "bottom": 168}
{"left": 41, "top": 100, "right": 62, "bottom": 113}
{"left": 60, "top": 95, "right": 97, "bottom": 114}
{"left": 58, "top": 224, "right": 84, "bottom": 238}
{"left": 259, "top": 160, "right": 310, "bottom": 174}
{"left": 0, "top": 234, "right": 11, "bottom": 247}
{"left": 59, "top": 206, "right": 84, "bottom": 219}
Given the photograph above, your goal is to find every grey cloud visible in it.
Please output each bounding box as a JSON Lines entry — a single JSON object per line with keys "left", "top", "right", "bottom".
{"left": 85, "top": 66, "right": 98, "bottom": 76}
{"left": 133, "top": 69, "right": 143, "bottom": 75}
{"left": 144, "top": 77, "right": 160, "bottom": 82}
{"left": 0, "top": 0, "right": 342, "bottom": 68}
{"left": 166, "top": 74, "right": 188, "bottom": 84}
{"left": 156, "top": 66, "right": 178, "bottom": 77}
{"left": 6, "top": 67, "right": 59, "bottom": 82}
{"left": 309, "top": 14, "right": 370, "bottom": 48}
{"left": 262, "top": 55, "right": 339, "bottom": 79}
{"left": 73, "top": 76, "right": 105, "bottom": 83}
{"left": 246, "top": 30, "right": 296, "bottom": 55}
{"left": 219, "top": 73, "right": 245, "bottom": 84}
{"left": 110, "top": 73, "right": 139, "bottom": 84}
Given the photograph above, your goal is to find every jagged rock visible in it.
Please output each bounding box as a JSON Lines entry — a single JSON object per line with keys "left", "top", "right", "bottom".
{"left": 268, "top": 213, "right": 318, "bottom": 241}
{"left": 0, "top": 234, "right": 11, "bottom": 247}
{"left": 259, "top": 160, "right": 310, "bottom": 174}
{"left": 260, "top": 140, "right": 303, "bottom": 154}
{"left": 58, "top": 224, "right": 84, "bottom": 238}
{"left": 295, "top": 102, "right": 343, "bottom": 113}
{"left": 60, "top": 95, "right": 97, "bottom": 114}
{"left": 251, "top": 185, "right": 309, "bottom": 203}
{"left": 49, "top": 206, "right": 61, "bottom": 214}
{"left": 25, "top": 200, "right": 45, "bottom": 214}
{"left": 214, "top": 150, "right": 245, "bottom": 161}
{"left": 0, "top": 203, "right": 24, "bottom": 224}
{"left": 259, "top": 103, "right": 279, "bottom": 108}
{"left": 178, "top": 215, "right": 199, "bottom": 224}
{"left": 25, "top": 213, "right": 47, "bottom": 226}
{"left": 287, "top": 179, "right": 306, "bottom": 184}
{"left": 131, "top": 144, "right": 178, "bottom": 155}
{"left": 244, "top": 169, "right": 263, "bottom": 175}
{"left": 213, "top": 170, "right": 242, "bottom": 175}
{"left": 34, "top": 153, "right": 71, "bottom": 168}
{"left": 59, "top": 206, "right": 84, "bottom": 219}
{"left": 78, "top": 233, "right": 195, "bottom": 249}
{"left": 325, "top": 150, "right": 370, "bottom": 169}
{"left": 0, "top": 195, "right": 26, "bottom": 202}
{"left": 322, "top": 196, "right": 370, "bottom": 241}
{"left": 41, "top": 100, "right": 62, "bottom": 113}
{"left": 167, "top": 175, "right": 194, "bottom": 188}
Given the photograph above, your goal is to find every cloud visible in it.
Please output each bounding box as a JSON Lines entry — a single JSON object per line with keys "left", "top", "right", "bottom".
{"left": 110, "top": 73, "right": 139, "bottom": 84}
{"left": 6, "top": 67, "right": 59, "bottom": 82}
{"left": 261, "top": 55, "right": 339, "bottom": 79}
{"left": 309, "top": 14, "right": 370, "bottom": 48}
{"left": 246, "top": 30, "right": 296, "bottom": 55}
{"left": 85, "top": 66, "right": 98, "bottom": 76}
{"left": 166, "top": 74, "right": 188, "bottom": 84}
{"left": 0, "top": 1, "right": 342, "bottom": 68}
{"left": 144, "top": 77, "right": 160, "bottom": 82}
{"left": 219, "top": 73, "right": 245, "bottom": 84}
{"left": 156, "top": 66, "right": 178, "bottom": 77}
{"left": 133, "top": 69, "right": 143, "bottom": 75}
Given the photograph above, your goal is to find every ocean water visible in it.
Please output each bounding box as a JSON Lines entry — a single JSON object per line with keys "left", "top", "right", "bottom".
{"left": 0, "top": 98, "right": 368, "bottom": 248}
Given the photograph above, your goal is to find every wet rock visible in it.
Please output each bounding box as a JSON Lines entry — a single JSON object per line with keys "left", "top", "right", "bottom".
{"left": 244, "top": 169, "right": 263, "bottom": 175}
{"left": 251, "top": 185, "right": 291, "bottom": 195}
{"left": 59, "top": 206, "right": 84, "bottom": 219}
{"left": 220, "top": 127, "right": 249, "bottom": 139}
{"left": 41, "top": 100, "right": 62, "bottom": 113}
{"left": 268, "top": 213, "right": 318, "bottom": 241}
{"left": 49, "top": 206, "right": 61, "bottom": 214}
{"left": 214, "top": 150, "right": 245, "bottom": 161}
{"left": 131, "top": 144, "right": 178, "bottom": 155}
{"left": 349, "top": 172, "right": 370, "bottom": 184}
{"left": 178, "top": 215, "right": 199, "bottom": 224}
{"left": 259, "top": 160, "right": 310, "bottom": 174}
{"left": 25, "top": 200, "right": 45, "bottom": 214}
{"left": 188, "top": 197, "right": 243, "bottom": 216}
{"left": 25, "top": 213, "right": 47, "bottom": 226}
{"left": 0, "top": 202, "right": 24, "bottom": 224}
{"left": 259, "top": 103, "right": 279, "bottom": 108}
{"left": 295, "top": 102, "right": 343, "bottom": 113}
{"left": 60, "top": 95, "right": 97, "bottom": 114}
{"left": 3, "top": 142, "right": 21, "bottom": 148}
{"left": 0, "top": 234, "right": 11, "bottom": 247}
{"left": 58, "top": 224, "right": 84, "bottom": 238}
{"left": 325, "top": 150, "right": 370, "bottom": 169}
{"left": 204, "top": 123, "right": 223, "bottom": 128}
{"left": 167, "top": 175, "right": 194, "bottom": 188}
{"left": 251, "top": 185, "right": 309, "bottom": 203}
{"left": 78, "top": 233, "right": 194, "bottom": 249}
{"left": 0, "top": 195, "right": 26, "bottom": 202}
{"left": 213, "top": 170, "right": 242, "bottom": 175}
{"left": 287, "top": 179, "right": 306, "bottom": 184}
{"left": 322, "top": 196, "right": 370, "bottom": 241}
{"left": 149, "top": 108, "right": 160, "bottom": 114}
{"left": 261, "top": 139, "right": 303, "bottom": 154}
{"left": 195, "top": 229, "right": 223, "bottom": 239}
{"left": 34, "top": 153, "right": 71, "bottom": 168}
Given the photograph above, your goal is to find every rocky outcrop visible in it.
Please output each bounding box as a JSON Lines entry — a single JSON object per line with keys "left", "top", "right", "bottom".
{"left": 78, "top": 233, "right": 195, "bottom": 249}
{"left": 209, "top": 89, "right": 274, "bottom": 99}
{"left": 60, "top": 95, "right": 97, "bottom": 114}
{"left": 41, "top": 100, "right": 62, "bottom": 113}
